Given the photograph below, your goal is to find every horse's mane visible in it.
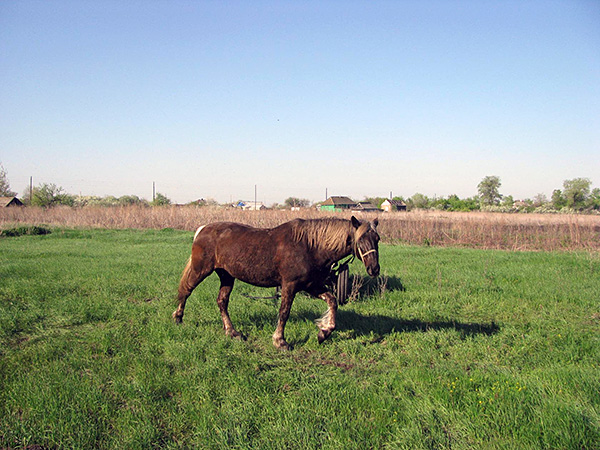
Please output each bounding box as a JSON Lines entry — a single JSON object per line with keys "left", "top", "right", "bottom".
{"left": 289, "top": 218, "right": 353, "bottom": 254}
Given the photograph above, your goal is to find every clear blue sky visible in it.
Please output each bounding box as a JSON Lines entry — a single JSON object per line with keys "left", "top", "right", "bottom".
{"left": 1, "top": 0, "right": 599, "bottom": 205}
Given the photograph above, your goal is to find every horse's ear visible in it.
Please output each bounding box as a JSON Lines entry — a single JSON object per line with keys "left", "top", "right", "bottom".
{"left": 351, "top": 216, "right": 361, "bottom": 229}
{"left": 372, "top": 218, "right": 379, "bottom": 228}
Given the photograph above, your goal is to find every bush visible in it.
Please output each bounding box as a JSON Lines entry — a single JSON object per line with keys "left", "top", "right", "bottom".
{"left": 0, "top": 225, "right": 52, "bottom": 237}
{"left": 73, "top": 195, "right": 149, "bottom": 208}
{"left": 151, "top": 193, "right": 171, "bottom": 206}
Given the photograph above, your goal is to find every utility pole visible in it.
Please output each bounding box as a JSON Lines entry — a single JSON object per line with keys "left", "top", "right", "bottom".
{"left": 152, "top": 182, "right": 156, "bottom": 202}
{"left": 254, "top": 184, "right": 257, "bottom": 210}
{"left": 325, "top": 188, "right": 328, "bottom": 200}
{"left": 30, "top": 176, "right": 33, "bottom": 204}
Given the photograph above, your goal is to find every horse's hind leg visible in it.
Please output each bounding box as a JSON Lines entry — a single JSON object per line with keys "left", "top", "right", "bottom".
{"left": 173, "top": 256, "right": 212, "bottom": 323}
{"left": 215, "top": 269, "right": 244, "bottom": 340}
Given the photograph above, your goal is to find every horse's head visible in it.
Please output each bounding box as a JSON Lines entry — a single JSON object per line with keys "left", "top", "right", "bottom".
{"left": 351, "top": 216, "right": 380, "bottom": 277}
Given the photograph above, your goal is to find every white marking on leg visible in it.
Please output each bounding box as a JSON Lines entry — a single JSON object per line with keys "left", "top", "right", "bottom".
{"left": 316, "top": 308, "right": 334, "bottom": 330}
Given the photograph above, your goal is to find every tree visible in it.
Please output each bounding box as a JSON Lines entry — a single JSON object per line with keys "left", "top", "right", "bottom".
{"left": 152, "top": 192, "right": 171, "bottom": 206}
{"left": 431, "top": 196, "right": 450, "bottom": 210}
{"left": 21, "top": 185, "right": 32, "bottom": 205}
{"left": 31, "top": 183, "right": 74, "bottom": 207}
{"left": 409, "top": 193, "right": 429, "bottom": 209}
{"left": 119, "top": 195, "right": 147, "bottom": 206}
{"left": 589, "top": 188, "right": 600, "bottom": 211}
{"left": 284, "top": 197, "right": 310, "bottom": 209}
{"left": 551, "top": 189, "right": 566, "bottom": 209}
{"left": 562, "top": 178, "right": 591, "bottom": 210}
{"left": 0, "top": 163, "right": 17, "bottom": 197}
{"left": 478, "top": 176, "right": 502, "bottom": 206}
{"left": 501, "top": 195, "right": 514, "bottom": 207}
{"left": 532, "top": 193, "right": 548, "bottom": 208}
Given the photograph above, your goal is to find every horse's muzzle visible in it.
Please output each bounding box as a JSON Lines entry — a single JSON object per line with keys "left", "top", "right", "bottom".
{"left": 367, "top": 264, "right": 380, "bottom": 277}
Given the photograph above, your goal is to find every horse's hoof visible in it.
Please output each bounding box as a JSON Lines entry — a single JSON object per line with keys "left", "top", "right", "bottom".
{"left": 173, "top": 312, "right": 183, "bottom": 324}
{"left": 233, "top": 331, "right": 247, "bottom": 341}
{"left": 226, "top": 329, "right": 247, "bottom": 341}
{"left": 317, "top": 329, "right": 332, "bottom": 344}
{"left": 273, "top": 338, "right": 292, "bottom": 351}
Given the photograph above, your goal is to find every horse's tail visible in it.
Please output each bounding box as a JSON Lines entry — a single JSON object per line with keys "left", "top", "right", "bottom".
{"left": 178, "top": 225, "right": 206, "bottom": 295}
{"left": 179, "top": 254, "right": 193, "bottom": 282}
{"left": 178, "top": 255, "right": 194, "bottom": 294}
{"left": 174, "top": 226, "right": 214, "bottom": 323}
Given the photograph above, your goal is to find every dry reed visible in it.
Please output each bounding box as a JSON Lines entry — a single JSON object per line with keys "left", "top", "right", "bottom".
{"left": 1, "top": 206, "right": 599, "bottom": 252}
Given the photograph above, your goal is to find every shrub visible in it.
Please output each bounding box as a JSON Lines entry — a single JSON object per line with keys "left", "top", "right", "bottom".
{"left": 0, "top": 225, "right": 52, "bottom": 237}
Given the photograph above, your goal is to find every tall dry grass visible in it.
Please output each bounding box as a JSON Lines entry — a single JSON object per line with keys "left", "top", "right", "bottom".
{"left": 380, "top": 210, "right": 600, "bottom": 251}
{"left": 1, "top": 206, "right": 599, "bottom": 251}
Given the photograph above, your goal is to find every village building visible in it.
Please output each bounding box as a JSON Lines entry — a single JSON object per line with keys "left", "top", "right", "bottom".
{"left": 352, "top": 201, "right": 381, "bottom": 213}
{"left": 319, "top": 196, "right": 357, "bottom": 212}
{"left": 381, "top": 199, "right": 407, "bottom": 212}
{"left": 0, "top": 197, "right": 24, "bottom": 207}
{"left": 235, "top": 201, "right": 267, "bottom": 210}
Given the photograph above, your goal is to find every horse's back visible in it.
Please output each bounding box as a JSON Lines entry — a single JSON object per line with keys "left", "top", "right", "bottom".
{"left": 193, "top": 221, "right": 286, "bottom": 286}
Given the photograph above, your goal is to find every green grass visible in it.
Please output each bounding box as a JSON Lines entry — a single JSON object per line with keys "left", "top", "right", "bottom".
{"left": 1, "top": 228, "right": 599, "bottom": 449}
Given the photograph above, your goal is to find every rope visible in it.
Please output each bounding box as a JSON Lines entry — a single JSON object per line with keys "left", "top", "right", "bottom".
{"left": 331, "top": 254, "right": 355, "bottom": 275}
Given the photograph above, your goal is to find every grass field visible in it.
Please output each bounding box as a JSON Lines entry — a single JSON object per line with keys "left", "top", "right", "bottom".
{"left": 1, "top": 228, "right": 599, "bottom": 449}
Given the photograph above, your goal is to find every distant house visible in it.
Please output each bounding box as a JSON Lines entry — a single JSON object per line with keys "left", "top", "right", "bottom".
{"left": 352, "top": 201, "right": 381, "bottom": 213}
{"left": 236, "top": 201, "right": 267, "bottom": 210}
{"left": 513, "top": 200, "right": 530, "bottom": 208}
{"left": 319, "top": 196, "right": 357, "bottom": 212}
{"left": 381, "top": 199, "right": 407, "bottom": 212}
{"left": 0, "top": 197, "right": 24, "bottom": 208}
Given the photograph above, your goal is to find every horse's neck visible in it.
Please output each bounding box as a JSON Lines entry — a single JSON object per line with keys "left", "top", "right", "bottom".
{"left": 322, "top": 233, "right": 354, "bottom": 266}
{"left": 290, "top": 219, "right": 354, "bottom": 266}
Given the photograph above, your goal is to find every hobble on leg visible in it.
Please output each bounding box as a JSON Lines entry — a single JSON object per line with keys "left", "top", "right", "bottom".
{"left": 316, "top": 292, "right": 337, "bottom": 344}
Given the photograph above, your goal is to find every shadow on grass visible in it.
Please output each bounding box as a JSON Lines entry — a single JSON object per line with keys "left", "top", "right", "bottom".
{"left": 233, "top": 307, "right": 499, "bottom": 348}
{"left": 349, "top": 275, "right": 406, "bottom": 299}
{"left": 287, "top": 309, "right": 499, "bottom": 341}
{"left": 245, "top": 308, "right": 500, "bottom": 347}
{"left": 334, "top": 310, "right": 500, "bottom": 340}
{"left": 238, "top": 276, "right": 499, "bottom": 344}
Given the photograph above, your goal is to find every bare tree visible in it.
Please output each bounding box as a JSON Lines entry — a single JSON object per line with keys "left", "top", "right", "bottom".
{"left": 0, "top": 163, "right": 17, "bottom": 197}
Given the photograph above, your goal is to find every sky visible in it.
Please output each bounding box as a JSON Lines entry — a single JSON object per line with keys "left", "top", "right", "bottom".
{"left": 1, "top": 0, "right": 599, "bottom": 205}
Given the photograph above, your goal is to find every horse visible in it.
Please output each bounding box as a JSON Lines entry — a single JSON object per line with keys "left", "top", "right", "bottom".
{"left": 174, "top": 216, "right": 380, "bottom": 350}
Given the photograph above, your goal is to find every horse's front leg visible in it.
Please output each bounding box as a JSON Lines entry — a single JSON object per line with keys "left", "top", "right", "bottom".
{"left": 315, "top": 291, "right": 337, "bottom": 344}
{"left": 272, "top": 282, "right": 297, "bottom": 350}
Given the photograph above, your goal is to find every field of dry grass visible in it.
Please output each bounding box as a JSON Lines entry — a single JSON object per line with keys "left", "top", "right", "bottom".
{"left": 1, "top": 206, "right": 599, "bottom": 251}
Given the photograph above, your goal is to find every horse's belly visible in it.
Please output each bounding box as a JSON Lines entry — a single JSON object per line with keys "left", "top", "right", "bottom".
{"left": 216, "top": 245, "right": 280, "bottom": 287}
{"left": 222, "top": 265, "right": 280, "bottom": 287}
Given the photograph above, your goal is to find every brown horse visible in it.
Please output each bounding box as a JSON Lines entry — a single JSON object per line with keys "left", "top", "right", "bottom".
{"left": 174, "top": 216, "right": 380, "bottom": 349}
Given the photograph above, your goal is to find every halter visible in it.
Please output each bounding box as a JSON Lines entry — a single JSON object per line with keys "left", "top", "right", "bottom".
{"left": 354, "top": 226, "right": 379, "bottom": 261}
{"left": 358, "top": 247, "right": 377, "bottom": 260}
